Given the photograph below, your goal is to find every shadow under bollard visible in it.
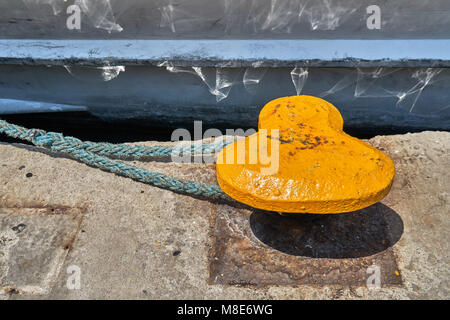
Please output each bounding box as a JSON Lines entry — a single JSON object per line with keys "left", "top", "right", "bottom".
{"left": 249, "top": 202, "right": 404, "bottom": 259}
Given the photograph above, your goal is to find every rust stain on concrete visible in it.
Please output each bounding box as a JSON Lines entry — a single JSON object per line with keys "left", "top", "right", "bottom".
{"left": 0, "top": 200, "right": 89, "bottom": 216}
{"left": 209, "top": 202, "right": 404, "bottom": 287}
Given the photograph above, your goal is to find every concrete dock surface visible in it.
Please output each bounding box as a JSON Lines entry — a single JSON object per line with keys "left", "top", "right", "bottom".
{"left": 0, "top": 131, "right": 448, "bottom": 299}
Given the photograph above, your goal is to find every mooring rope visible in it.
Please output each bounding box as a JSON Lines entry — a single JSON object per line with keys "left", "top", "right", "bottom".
{"left": 0, "top": 119, "right": 235, "bottom": 202}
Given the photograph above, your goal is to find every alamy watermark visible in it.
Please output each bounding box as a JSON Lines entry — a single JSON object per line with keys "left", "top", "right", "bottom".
{"left": 66, "top": 5, "right": 81, "bottom": 30}
{"left": 366, "top": 264, "right": 381, "bottom": 289}
{"left": 367, "top": 5, "right": 382, "bottom": 30}
{"left": 171, "top": 121, "right": 280, "bottom": 175}
{"left": 64, "top": 3, "right": 382, "bottom": 31}
{"left": 66, "top": 265, "right": 81, "bottom": 290}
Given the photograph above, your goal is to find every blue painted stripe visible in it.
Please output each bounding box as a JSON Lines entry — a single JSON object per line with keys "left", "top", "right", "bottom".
{"left": 1, "top": 39, "right": 450, "bottom": 67}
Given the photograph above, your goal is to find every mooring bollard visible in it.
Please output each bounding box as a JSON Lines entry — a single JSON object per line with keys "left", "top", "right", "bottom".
{"left": 0, "top": 95, "right": 395, "bottom": 213}
{"left": 216, "top": 95, "right": 395, "bottom": 213}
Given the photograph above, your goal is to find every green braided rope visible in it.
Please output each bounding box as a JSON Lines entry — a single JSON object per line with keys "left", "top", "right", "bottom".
{"left": 0, "top": 119, "right": 235, "bottom": 202}
{"left": 0, "top": 120, "right": 230, "bottom": 159}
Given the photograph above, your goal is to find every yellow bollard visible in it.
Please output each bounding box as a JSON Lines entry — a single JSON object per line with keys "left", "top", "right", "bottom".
{"left": 216, "top": 95, "right": 395, "bottom": 213}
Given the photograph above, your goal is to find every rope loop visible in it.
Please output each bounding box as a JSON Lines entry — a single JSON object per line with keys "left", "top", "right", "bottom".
{"left": 0, "top": 118, "right": 235, "bottom": 203}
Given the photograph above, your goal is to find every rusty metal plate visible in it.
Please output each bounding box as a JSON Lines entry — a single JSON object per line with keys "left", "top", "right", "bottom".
{"left": 209, "top": 202, "right": 403, "bottom": 287}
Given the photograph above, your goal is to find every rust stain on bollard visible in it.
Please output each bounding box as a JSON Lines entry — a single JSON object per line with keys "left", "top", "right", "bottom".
{"left": 216, "top": 95, "right": 395, "bottom": 213}
{"left": 209, "top": 203, "right": 403, "bottom": 287}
